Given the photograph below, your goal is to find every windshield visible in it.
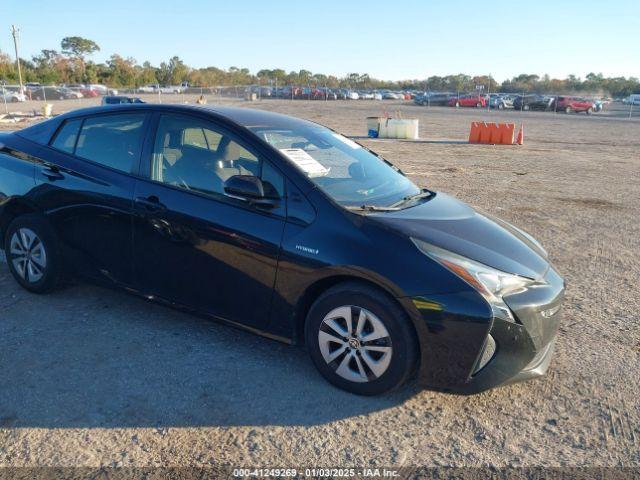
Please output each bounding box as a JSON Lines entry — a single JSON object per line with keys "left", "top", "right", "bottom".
{"left": 249, "top": 125, "right": 420, "bottom": 208}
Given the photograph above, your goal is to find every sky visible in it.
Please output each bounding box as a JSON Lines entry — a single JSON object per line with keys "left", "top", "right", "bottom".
{"left": 3, "top": 0, "right": 639, "bottom": 82}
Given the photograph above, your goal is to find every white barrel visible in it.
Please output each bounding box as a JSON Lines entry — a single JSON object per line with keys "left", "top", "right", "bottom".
{"left": 378, "top": 118, "right": 419, "bottom": 139}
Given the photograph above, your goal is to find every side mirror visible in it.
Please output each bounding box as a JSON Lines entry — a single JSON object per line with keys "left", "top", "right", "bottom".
{"left": 224, "top": 175, "right": 278, "bottom": 208}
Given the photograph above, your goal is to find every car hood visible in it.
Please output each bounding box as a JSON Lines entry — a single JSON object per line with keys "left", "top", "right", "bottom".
{"left": 370, "top": 192, "right": 550, "bottom": 280}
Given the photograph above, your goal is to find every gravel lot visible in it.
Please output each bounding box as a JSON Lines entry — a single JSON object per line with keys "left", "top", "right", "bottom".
{"left": 0, "top": 98, "right": 638, "bottom": 472}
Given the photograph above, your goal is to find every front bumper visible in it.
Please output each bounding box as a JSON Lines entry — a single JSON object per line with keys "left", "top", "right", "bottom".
{"left": 406, "top": 266, "right": 565, "bottom": 394}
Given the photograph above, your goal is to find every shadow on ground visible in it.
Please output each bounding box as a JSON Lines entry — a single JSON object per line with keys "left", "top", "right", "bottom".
{"left": 351, "top": 136, "right": 469, "bottom": 145}
{"left": 0, "top": 262, "right": 414, "bottom": 429}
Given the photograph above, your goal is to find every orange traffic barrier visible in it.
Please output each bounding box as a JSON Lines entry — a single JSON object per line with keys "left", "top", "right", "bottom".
{"left": 487, "top": 123, "right": 498, "bottom": 143}
{"left": 503, "top": 123, "right": 516, "bottom": 144}
{"left": 493, "top": 123, "right": 515, "bottom": 144}
{"left": 468, "top": 122, "right": 481, "bottom": 143}
{"left": 468, "top": 122, "right": 518, "bottom": 145}
{"left": 516, "top": 123, "right": 524, "bottom": 145}
{"left": 478, "top": 122, "right": 492, "bottom": 143}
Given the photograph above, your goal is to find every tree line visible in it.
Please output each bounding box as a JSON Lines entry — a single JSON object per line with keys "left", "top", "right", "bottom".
{"left": 1, "top": 36, "right": 638, "bottom": 97}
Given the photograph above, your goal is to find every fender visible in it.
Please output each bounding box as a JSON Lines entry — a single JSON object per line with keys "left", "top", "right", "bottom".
{"left": 267, "top": 261, "right": 416, "bottom": 344}
{"left": 0, "top": 197, "right": 42, "bottom": 242}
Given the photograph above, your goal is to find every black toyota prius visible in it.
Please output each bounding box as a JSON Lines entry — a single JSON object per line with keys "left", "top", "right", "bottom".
{"left": 0, "top": 104, "right": 564, "bottom": 395}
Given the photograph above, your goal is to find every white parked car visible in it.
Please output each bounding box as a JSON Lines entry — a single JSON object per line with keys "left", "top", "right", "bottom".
{"left": 1, "top": 89, "right": 27, "bottom": 103}
{"left": 163, "top": 86, "right": 184, "bottom": 94}
{"left": 138, "top": 84, "right": 183, "bottom": 94}
{"left": 623, "top": 94, "right": 640, "bottom": 105}
{"left": 59, "top": 87, "right": 83, "bottom": 99}
{"left": 88, "top": 84, "right": 104, "bottom": 92}
{"left": 138, "top": 84, "right": 158, "bottom": 93}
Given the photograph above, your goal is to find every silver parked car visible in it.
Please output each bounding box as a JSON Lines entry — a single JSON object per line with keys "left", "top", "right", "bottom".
{"left": 489, "top": 93, "right": 517, "bottom": 109}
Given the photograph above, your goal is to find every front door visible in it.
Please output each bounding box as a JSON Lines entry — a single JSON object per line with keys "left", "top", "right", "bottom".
{"left": 132, "top": 112, "right": 287, "bottom": 329}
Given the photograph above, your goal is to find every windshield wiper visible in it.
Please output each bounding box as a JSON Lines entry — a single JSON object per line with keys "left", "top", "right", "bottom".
{"left": 346, "top": 205, "right": 400, "bottom": 212}
{"left": 389, "top": 189, "right": 433, "bottom": 208}
{"left": 345, "top": 190, "right": 433, "bottom": 212}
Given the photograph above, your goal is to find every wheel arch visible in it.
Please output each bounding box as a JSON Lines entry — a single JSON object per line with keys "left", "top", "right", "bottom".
{"left": 292, "top": 273, "right": 422, "bottom": 357}
{"left": 0, "top": 199, "right": 41, "bottom": 247}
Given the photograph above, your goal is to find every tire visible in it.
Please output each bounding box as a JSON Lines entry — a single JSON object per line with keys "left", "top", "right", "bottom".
{"left": 304, "top": 281, "right": 418, "bottom": 395}
{"left": 586, "top": 107, "right": 593, "bottom": 115}
{"left": 4, "top": 214, "right": 62, "bottom": 294}
{"left": 565, "top": 106, "right": 572, "bottom": 114}
{"left": 11, "top": 97, "right": 19, "bottom": 103}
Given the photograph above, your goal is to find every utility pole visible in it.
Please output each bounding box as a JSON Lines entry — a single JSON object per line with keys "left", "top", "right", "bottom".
{"left": 487, "top": 74, "right": 491, "bottom": 112}
{"left": 11, "top": 25, "right": 24, "bottom": 94}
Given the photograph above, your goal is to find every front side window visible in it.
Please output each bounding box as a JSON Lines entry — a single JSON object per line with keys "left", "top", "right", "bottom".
{"left": 74, "top": 113, "right": 146, "bottom": 172}
{"left": 249, "top": 125, "right": 419, "bottom": 208}
{"left": 152, "top": 114, "right": 283, "bottom": 199}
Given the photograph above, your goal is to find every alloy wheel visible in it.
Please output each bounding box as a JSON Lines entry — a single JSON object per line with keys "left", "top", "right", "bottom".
{"left": 317, "top": 305, "right": 393, "bottom": 383}
{"left": 9, "top": 228, "right": 47, "bottom": 283}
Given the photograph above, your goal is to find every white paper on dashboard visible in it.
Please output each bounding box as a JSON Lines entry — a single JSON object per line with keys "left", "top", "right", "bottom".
{"left": 279, "top": 148, "right": 330, "bottom": 177}
{"left": 331, "top": 133, "right": 361, "bottom": 149}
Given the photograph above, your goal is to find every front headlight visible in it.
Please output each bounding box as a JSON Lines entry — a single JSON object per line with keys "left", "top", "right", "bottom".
{"left": 411, "top": 238, "right": 541, "bottom": 322}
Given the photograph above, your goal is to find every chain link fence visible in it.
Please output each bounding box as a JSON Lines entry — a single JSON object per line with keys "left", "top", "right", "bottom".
{"left": 2, "top": 80, "right": 639, "bottom": 120}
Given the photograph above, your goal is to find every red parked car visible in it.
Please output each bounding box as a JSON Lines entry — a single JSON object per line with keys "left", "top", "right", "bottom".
{"left": 80, "top": 88, "right": 100, "bottom": 98}
{"left": 555, "top": 96, "right": 595, "bottom": 114}
{"left": 448, "top": 94, "right": 487, "bottom": 108}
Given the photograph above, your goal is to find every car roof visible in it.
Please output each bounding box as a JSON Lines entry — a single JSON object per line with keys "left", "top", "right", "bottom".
{"left": 202, "top": 105, "right": 319, "bottom": 129}
{"left": 16, "top": 103, "right": 321, "bottom": 145}
{"left": 57, "top": 103, "right": 319, "bottom": 129}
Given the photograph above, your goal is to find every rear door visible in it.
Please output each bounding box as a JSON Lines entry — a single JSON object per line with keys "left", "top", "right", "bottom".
{"left": 34, "top": 111, "right": 149, "bottom": 285}
{"left": 132, "top": 112, "right": 287, "bottom": 329}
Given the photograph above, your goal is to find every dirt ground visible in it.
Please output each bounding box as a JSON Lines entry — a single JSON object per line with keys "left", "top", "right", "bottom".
{"left": 0, "top": 97, "right": 639, "bottom": 473}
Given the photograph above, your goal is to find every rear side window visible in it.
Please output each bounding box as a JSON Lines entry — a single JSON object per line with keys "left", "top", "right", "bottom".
{"left": 51, "top": 119, "right": 82, "bottom": 153}
{"left": 182, "top": 127, "right": 208, "bottom": 148}
{"left": 75, "top": 113, "right": 146, "bottom": 173}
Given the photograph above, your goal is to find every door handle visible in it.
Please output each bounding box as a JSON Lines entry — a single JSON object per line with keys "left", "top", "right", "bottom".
{"left": 41, "top": 165, "right": 64, "bottom": 181}
{"left": 135, "top": 195, "right": 166, "bottom": 212}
